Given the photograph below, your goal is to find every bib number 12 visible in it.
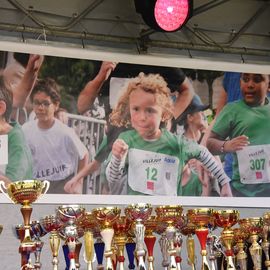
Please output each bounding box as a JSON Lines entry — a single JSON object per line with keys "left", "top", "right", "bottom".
{"left": 145, "top": 167, "right": 157, "bottom": 181}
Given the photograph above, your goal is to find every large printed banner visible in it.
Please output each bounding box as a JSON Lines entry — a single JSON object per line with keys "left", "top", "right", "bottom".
{"left": 0, "top": 42, "right": 269, "bottom": 207}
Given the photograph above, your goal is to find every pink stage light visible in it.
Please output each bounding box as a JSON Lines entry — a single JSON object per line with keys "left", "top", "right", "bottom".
{"left": 154, "top": 0, "right": 190, "bottom": 31}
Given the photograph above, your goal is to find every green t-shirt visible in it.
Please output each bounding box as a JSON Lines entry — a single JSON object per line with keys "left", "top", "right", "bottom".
{"left": 212, "top": 100, "right": 270, "bottom": 196}
{"left": 116, "top": 129, "right": 202, "bottom": 196}
{"left": 6, "top": 122, "right": 33, "bottom": 181}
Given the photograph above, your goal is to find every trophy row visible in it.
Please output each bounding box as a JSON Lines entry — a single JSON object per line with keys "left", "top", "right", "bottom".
{"left": 0, "top": 180, "right": 270, "bottom": 270}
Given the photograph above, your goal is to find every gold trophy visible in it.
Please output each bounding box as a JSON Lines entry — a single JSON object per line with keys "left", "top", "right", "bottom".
{"left": 144, "top": 216, "right": 157, "bottom": 270}
{"left": 262, "top": 212, "right": 270, "bottom": 270}
{"left": 92, "top": 206, "right": 121, "bottom": 270}
{"left": 40, "top": 214, "right": 63, "bottom": 270}
{"left": 233, "top": 227, "right": 248, "bottom": 270}
{"left": 239, "top": 217, "right": 263, "bottom": 270}
{"left": 180, "top": 216, "right": 196, "bottom": 270}
{"left": 0, "top": 179, "right": 49, "bottom": 268}
{"left": 79, "top": 211, "right": 99, "bottom": 270}
{"left": 187, "top": 208, "right": 214, "bottom": 270}
{"left": 113, "top": 216, "right": 131, "bottom": 270}
{"left": 155, "top": 205, "right": 183, "bottom": 270}
{"left": 56, "top": 204, "right": 85, "bottom": 270}
{"left": 213, "top": 209, "right": 239, "bottom": 270}
{"left": 125, "top": 203, "right": 153, "bottom": 270}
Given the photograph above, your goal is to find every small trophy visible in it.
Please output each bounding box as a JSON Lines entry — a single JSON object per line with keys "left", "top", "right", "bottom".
{"left": 30, "top": 220, "right": 47, "bottom": 270}
{"left": 214, "top": 209, "right": 239, "bottom": 270}
{"left": 92, "top": 206, "right": 121, "bottom": 270}
{"left": 239, "top": 217, "right": 263, "bottom": 270}
{"left": 125, "top": 203, "right": 152, "bottom": 270}
{"left": 113, "top": 216, "right": 131, "bottom": 270}
{"left": 144, "top": 216, "right": 157, "bottom": 270}
{"left": 262, "top": 212, "right": 270, "bottom": 270}
{"left": 0, "top": 179, "right": 49, "bottom": 269}
{"left": 40, "top": 214, "right": 63, "bottom": 270}
{"left": 79, "top": 211, "right": 99, "bottom": 270}
{"left": 233, "top": 228, "right": 248, "bottom": 270}
{"left": 56, "top": 204, "right": 85, "bottom": 270}
{"left": 180, "top": 217, "right": 196, "bottom": 270}
{"left": 155, "top": 205, "right": 183, "bottom": 270}
{"left": 187, "top": 208, "right": 214, "bottom": 270}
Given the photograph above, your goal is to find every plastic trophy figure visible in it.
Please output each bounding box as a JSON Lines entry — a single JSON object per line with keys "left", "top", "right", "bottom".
{"left": 262, "top": 212, "right": 270, "bottom": 270}
{"left": 113, "top": 216, "right": 131, "bottom": 270}
{"left": 0, "top": 179, "right": 49, "bottom": 269}
{"left": 213, "top": 209, "right": 239, "bottom": 270}
{"left": 144, "top": 216, "right": 157, "bottom": 270}
{"left": 30, "top": 220, "right": 47, "bottom": 270}
{"left": 125, "top": 203, "right": 153, "bottom": 270}
{"left": 180, "top": 217, "right": 196, "bottom": 270}
{"left": 155, "top": 205, "right": 183, "bottom": 270}
{"left": 93, "top": 206, "right": 121, "bottom": 270}
{"left": 41, "top": 215, "right": 62, "bottom": 270}
{"left": 240, "top": 217, "right": 263, "bottom": 270}
{"left": 187, "top": 208, "right": 214, "bottom": 270}
{"left": 56, "top": 204, "right": 85, "bottom": 270}
{"left": 233, "top": 228, "right": 248, "bottom": 270}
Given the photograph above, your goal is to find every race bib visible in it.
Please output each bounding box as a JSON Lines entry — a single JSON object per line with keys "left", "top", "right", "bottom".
{"left": 128, "top": 149, "right": 179, "bottom": 195}
{"left": 0, "top": 135, "right": 8, "bottom": 165}
{"left": 237, "top": 145, "right": 270, "bottom": 184}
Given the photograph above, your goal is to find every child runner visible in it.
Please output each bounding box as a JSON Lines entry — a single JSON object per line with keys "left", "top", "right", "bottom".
{"left": 22, "top": 78, "right": 89, "bottom": 194}
{"left": 207, "top": 73, "right": 270, "bottom": 197}
{"left": 106, "top": 72, "right": 232, "bottom": 196}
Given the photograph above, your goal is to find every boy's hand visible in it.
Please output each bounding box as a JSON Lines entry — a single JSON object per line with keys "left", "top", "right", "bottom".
{"left": 225, "top": 135, "right": 249, "bottom": 152}
{"left": 112, "top": 139, "right": 128, "bottom": 160}
{"left": 220, "top": 182, "right": 233, "bottom": 197}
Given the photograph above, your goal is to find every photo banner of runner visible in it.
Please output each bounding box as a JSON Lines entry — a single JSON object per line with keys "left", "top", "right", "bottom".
{"left": 0, "top": 44, "right": 269, "bottom": 202}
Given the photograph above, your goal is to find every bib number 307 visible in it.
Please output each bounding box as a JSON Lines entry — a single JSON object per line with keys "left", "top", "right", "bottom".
{"left": 250, "top": 158, "right": 265, "bottom": 171}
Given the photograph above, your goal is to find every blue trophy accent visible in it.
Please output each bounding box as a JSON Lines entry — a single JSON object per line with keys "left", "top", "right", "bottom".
{"left": 94, "top": 241, "right": 105, "bottom": 267}
{"left": 126, "top": 242, "right": 136, "bottom": 269}
{"left": 62, "top": 244, "right": 70, "bottom": 270}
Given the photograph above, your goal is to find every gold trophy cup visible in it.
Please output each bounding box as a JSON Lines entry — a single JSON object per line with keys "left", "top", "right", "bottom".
{"left": 239, "top": 217, "right": 263, "bottom": 270}
{"left": 79, "top": 211, "right": 100, "bottom": 270}
{"left": 92, "top": 206, "right": 121, "bottom": 270}
{"left": 262, "top": 212, "right": 270, "bottom": 270}
{"left": 155, "top": 205, "right": 183, "bottom": 270}
{"left": 56, "top": 204, "right": 85, "bottom": 270}
{"left": 40, "top": 214, "right": 63, "bottom": 270}
{"left": 125, "top": 203, "right": 153, "bottom": 270}
{"left": 187, "top": 208, "right": 214, "bottom": 270}
{"left": 214, "top": 209, "right": 239, "bottom": 270}
{"left": 233, "top": 227, "right": 248, "bottom": 270}
{"left": 0, "top": 180, "right": 49, "bottom": 251}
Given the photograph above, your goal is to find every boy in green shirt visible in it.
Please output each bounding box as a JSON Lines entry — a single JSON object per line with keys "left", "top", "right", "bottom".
{"left": 207, "top": 73, "right": 270, "bottom": 197}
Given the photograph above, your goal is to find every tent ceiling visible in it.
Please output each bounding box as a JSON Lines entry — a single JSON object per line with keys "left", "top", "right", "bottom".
{"left": 0, "top": 0, "right": 269, "bottom": 65}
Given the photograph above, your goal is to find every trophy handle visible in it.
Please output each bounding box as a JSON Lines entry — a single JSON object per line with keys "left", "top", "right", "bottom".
{"left": 0, "top": 181, "right": 13, "bottom": 203}
{"left": 42, "top": 180, "right": 50, "bottom": 195}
